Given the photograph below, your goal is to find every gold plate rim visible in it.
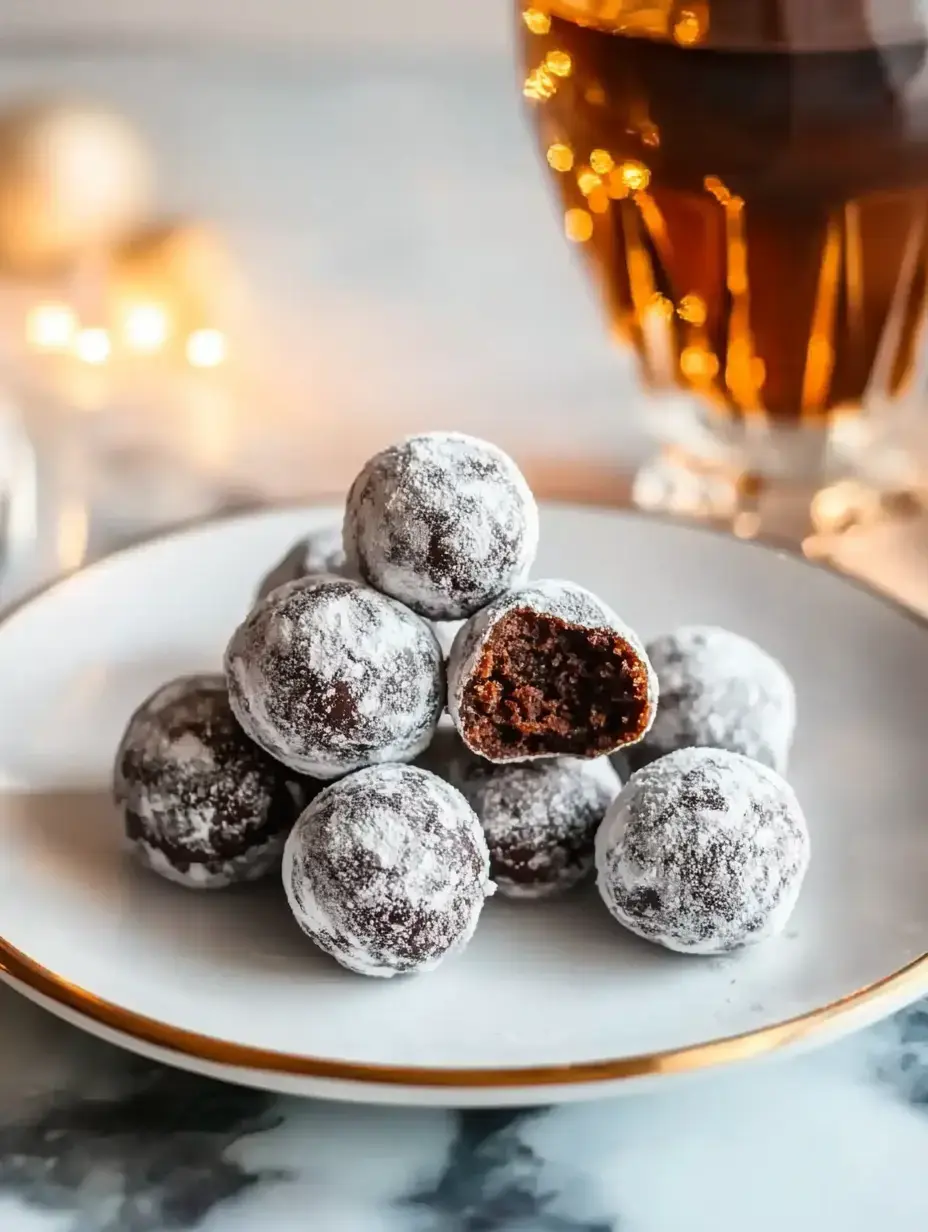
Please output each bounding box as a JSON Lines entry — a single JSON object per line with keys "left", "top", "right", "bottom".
{"left": 2, "top": 937, "right": 927, "bottom": 1089}
{"left": 0, "top": 502, "right": 926, "bottom": 1091}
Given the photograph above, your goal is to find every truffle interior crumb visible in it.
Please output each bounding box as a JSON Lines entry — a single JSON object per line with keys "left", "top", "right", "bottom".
{"left": 460, "top": 608, "right": 652, "bottom": 758}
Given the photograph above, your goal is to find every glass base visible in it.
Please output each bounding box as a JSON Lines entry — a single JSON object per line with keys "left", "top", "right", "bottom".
{"left": 632, "top": 399, "right": 928, "bottom": 552}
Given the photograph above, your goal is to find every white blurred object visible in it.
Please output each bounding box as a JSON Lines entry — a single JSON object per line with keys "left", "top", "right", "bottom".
{"left": 0, "top": 99, "right": 152, "bottom": 275}
{"left": 0, "top": 396, "right": 38, "bottom": 593}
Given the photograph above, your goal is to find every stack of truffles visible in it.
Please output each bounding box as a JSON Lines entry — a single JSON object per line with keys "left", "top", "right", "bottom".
{"left": 114, "top": 432, "right": 810, "bottom": 978}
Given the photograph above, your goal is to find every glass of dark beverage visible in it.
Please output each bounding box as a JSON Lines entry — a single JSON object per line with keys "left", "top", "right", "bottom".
{"left": 518, "top": 0, "right": 928, "bottom": 536}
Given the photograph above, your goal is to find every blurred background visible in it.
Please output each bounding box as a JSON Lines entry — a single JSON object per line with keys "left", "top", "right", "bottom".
{"left": 0, "top": 0, "right": 925, "bottom": 609}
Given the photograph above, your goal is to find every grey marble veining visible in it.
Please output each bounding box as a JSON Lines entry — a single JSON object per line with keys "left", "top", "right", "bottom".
{"left": 0, "top": 983, "right": 927, "bottom": 1232}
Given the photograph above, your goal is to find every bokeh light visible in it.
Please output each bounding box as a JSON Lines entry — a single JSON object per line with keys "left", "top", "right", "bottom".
{"left": 27, "top": 303, "right": 76, "bottom": 351}
{"left": 186, "top": 327, "right": 226, "bottom": 368}
{"left": 521, "top": 7, "right": 551, "bottom": 34}
{"left": 618, "top": 160, "right": 651, "bottom": 192}
{"left": 564, "top": 208, "right": 594, "bottom": 243}
{"left": 74, "top": 328, "right": 111, "bottom": 365}
{"left": 678, "top": 294, "right": 707, "bottom": 326}
{"left": 523, "top": 66, "right": 558, "bottom": 101}
{"left": 674, "top": 9, "right": 704, "bottom": 45}
{"left": 123, "top": 304, "right": 170, "bottom": 352}
{"left": 680, "top": 346, "right": 720, "bottom": 380}
{"left": 589, "top": 149, "right": 614, "bottom": 175}
{"left": 546, "top": 143, "right": 574, "bottom": 172}
{"left": 545, "top": 50, "right": 573, "bottom": 77}
{"left": 577, "top": 168, "right": 602, "bottom": 196}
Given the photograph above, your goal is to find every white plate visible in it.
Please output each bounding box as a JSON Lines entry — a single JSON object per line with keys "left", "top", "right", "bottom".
{"left": 0, "top": 504, "right": 926, "bottom": 1107}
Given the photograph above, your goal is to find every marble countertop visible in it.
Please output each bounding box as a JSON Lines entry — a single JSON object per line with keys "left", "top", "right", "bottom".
{"left": 0, "top": 986, "right": 926, "bottom": 1232}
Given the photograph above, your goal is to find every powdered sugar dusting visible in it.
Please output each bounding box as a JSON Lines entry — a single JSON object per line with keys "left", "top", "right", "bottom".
{"left": 343, "top": 432, "right": 539, "bottom": 621}
{"left": 636, "top": 626, "right": 796, "bottom": 773}
{"left": 453, "top": 748, "right": 621, "bottom": 898}
{"left": 447, "top": 579, "right": 658, "bottom": 760}
{"left": 169, "top": 731, "right": 216, "bottom": 769}
{"left": 113, "top": 674, "right": 297, "bottom": 890}
{"left": 255, "top": 523, "right": 353, "bottom": 602}
{"left": 133, "top": 829, "right": 286, "bottom": 889}
{"left": 283, "top": 764, "right": 494, "bottom": 978}
{"left": 596, "top": 747, "right": 810, "bottom": 954}
{"left": 226, "top": 576, "right": 445, "bottom": 779}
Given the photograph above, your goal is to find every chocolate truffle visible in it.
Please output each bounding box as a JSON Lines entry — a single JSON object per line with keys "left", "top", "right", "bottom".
{"left": 343, "top": 432, "right": 538, "bottom": 621}
{"left": 627, "top": 625, "right": 796, "bottom": 774}
{"left": 114, "top": 674, "right": 305, "bottom": 889}
{"left": 595, "top": 747, "right": 810, "bottom": 954}
{"left": 225, "top": 576, "right": 444, "bottom": 779}
{"left": 283, "top": 764, "right": 494, "bottom": 977}
{"left": 452, "top": 748, "right": 621, "bottom": 898}
{"left": 448, "top": 580, "right": 657, "bottom": 763}
{"left": 255, "top": 523, "right": 351, "bottom": 602}
{"left": 255, "top": 524, "right": 460, "bottom": 654}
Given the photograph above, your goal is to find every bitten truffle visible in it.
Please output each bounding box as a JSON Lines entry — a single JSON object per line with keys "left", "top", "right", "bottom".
{"left": 255, "top": 523, "right": 351, "bottom": 601}
{"left": 114, "top": 674, "right": 306, "bottom": 888}
{"left": 448, "top": 580, "right": 657, "bottom": 763}
{"left": 283, "top": 764, "right": 494, "bottom": 977}
{"left": 225, "top": 576, "right": 445, "bottom": 779}
{"left": 451, "top": 746, "right": 621, "bottom": 898}
{"left": 627, "top": 625, "right": 796, "bottom": 774}
{"left": 343, "top": 431, "right": 538, "bottom": 621}
{"left": 595, "top": 747, "right": 810, "bottom": 954}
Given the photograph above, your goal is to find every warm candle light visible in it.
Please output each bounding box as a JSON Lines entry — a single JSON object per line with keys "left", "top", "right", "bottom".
{"left": 186, "top": 327, "right": 226, "bottom": 368}
{"left": 123, "top": 303, "right": 169, "bottom": 352}
{"left": 521, "top": 8, "right": 551, "bottom": 35}
{"left": 27, "top": 303, "right": 76, "bottom": 351}
{"left": 74, "top": 327, "right": 111, "bottom": 365}
{"left": 619, "top": 160, "right": 651, "bottom": 192}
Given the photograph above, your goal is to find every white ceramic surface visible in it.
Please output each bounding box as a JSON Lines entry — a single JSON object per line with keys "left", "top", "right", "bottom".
{"left": 0, "top": 504, "right": 926, "bottom": 1107}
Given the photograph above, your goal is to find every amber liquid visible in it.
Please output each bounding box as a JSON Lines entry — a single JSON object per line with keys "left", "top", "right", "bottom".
{"left": 519, "top": 4, "right": 928, "bottom": 420}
